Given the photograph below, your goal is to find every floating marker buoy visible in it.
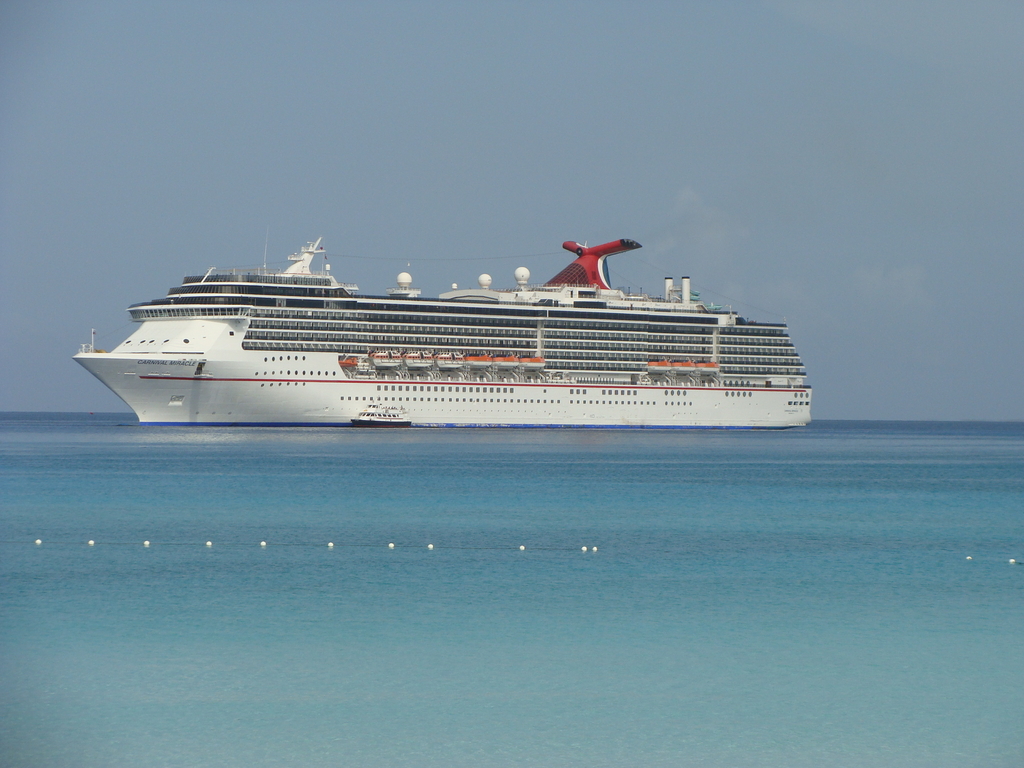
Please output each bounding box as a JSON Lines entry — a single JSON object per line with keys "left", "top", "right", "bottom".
{"left": 88, "top": 540, "right": 94, "bottom": 546}
{"left": 966, "top": 556, "right": 972, "bottom": 560}
{"left": 592, "top": 546, "right": 598, "bottom": 552}
{"left": 1011, "top": 559, "right": 1017, "bottom": 564}
{"left": 582, "top": 546, "right": 588, "bottom": 552}
{"left": 388, "top": 542, "right": 395, "bottom": 549}
{"left": 206, "top": 541, "right": 212, "bottom": 547}
{"left": 520, "top": 545, "right": 525, "bottom": 551}
{"left": 427, "top": 544, "right": 434, "bottom": 550}
{"left": 35, "top": 539, "right": 41, "bottom": 545}
{"left": 328, "top": 542, "right": 334, "bottom": 548}
{"left": 260, "top": 541, "right": 267, "bottom": 547}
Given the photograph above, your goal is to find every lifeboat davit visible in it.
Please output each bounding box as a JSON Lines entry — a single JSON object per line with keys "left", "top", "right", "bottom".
{"left": 370, "top": 350, "right": 401, "bottom": 368}
{"left": 521, "top": 357, "right": 545, "bottom": 371}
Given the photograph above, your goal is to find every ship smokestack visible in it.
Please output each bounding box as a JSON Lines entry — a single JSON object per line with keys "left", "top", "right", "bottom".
{"left": 681, "top": 276, "right": 691, "bottom": 305}
{"left": 664, "top": 277, "right": 674, "bottom": 301}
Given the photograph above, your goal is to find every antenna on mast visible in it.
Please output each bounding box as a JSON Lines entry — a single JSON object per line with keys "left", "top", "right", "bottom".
{"left": 263, "top": 227, "right": 269, "bottom": 270}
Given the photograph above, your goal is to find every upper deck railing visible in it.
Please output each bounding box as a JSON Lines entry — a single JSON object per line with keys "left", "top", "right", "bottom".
{"left": 179, "top": 268, "right": 357, "bottom": 291}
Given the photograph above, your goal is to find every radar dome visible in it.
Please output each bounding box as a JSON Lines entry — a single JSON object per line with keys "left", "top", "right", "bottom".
{"left": 478, "top": 274, "right": 492, "bottom": 289}
{"left": 397, "top": 272, "right": 413, "bottom": 288}
{"left": 514, "top": 267, "right": 530, "bottom": 286}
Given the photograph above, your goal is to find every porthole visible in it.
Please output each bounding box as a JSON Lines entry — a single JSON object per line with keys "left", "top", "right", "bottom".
{"left": 183, "top": 339, "right": 189, "bottom": 343}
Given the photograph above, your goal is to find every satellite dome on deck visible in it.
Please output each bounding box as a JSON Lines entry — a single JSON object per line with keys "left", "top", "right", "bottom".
{"left": 478, "top": 274, "right": 492, "bottom": 289}
{"left": 514, "top": 267, "right": 530, "bottom": 286}
{"left": 397, "top": 272, "right": 412, "bottom": 288}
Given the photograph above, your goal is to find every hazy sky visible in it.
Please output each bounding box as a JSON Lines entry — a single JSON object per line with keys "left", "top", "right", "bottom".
{"left": 2, "top": 1, "right": 1022, "bottom": 419}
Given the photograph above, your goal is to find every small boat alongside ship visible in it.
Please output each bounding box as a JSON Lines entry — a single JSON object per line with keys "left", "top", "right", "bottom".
{"left": 350, "top": 403, "right": 411, "bottom": 427}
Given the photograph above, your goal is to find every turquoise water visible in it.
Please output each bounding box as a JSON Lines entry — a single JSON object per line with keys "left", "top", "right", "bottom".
{"left": 2, "top": 414, "right": 1023, "bottom": 767}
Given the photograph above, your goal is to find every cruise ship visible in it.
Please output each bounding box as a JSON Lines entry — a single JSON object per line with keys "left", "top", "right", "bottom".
{"left": 74, "top": 237, "right": 811, "bottom": 428}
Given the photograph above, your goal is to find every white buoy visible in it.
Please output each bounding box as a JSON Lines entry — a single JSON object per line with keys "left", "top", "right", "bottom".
{"left": 966, "top": 556, "right": 972, "bottom": 560}
{"left": 328, "top": 542, "right": 334, "bottom": 548}
{"left": 582, "top": 546, "right": 588, "bottom": 552}
{"left": 206, "top": 541, "right": 212, "bottom": 547}
{"left": 519, "top": 545, "right": 526, "bottom": 551}
{"left": 88, "top": 540, "right": 95, "bottom": 546}
{"left": 1011, "top": 559, "right": 1017, "bottom": 564}
{"left": 388, "top": 542, "right": 395, "bottom": 549}
{"left": 427, "top": 544, "right": 434, "bottom": 550}
{"left": 592, "top": 546, "right": 598, "bottom": 552}
{"left": 143, "top": 541, "right": 150, "bottom": 547}
{"left": 35, "top": 539, "right": 41, "bottom": 545}
{"left": 260, "top": 541, "right": 267, "bottom": 547}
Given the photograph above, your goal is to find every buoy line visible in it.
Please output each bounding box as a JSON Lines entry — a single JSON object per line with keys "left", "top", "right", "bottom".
{"left": 6, "top": 539, "right": 601, "bottom": 552}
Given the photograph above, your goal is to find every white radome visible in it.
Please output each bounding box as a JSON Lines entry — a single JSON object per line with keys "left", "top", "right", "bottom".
{"left": 397, "top": 272, "right": 413, "bottom": 288}
{"left": 478, "top": 274, "right": 492, "bottom": 288}
{"left": 514, "top": 267, "right": 530, "bottom": 286}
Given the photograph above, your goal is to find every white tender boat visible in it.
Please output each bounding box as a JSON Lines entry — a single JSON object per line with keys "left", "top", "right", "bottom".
{"left": 350, "top": 403, "right": 411, "bottom": 427}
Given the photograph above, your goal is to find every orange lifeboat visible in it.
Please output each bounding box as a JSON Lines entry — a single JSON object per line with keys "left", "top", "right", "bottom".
{"left": 337, "top": 355, "right": 360, "bottom": 368}
{"left": 521, "top": 357, "right": 545, "bottom": 371}
{"left": 465, "top": 354, "right": 494, "bottom": 369}
{"left": 494, "top": 355, "right": 522, "bottom": 369}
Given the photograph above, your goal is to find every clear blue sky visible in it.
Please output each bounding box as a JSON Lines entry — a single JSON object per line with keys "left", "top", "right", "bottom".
{"left": 2, "top": 1, "right": 1022, "bottom": 419}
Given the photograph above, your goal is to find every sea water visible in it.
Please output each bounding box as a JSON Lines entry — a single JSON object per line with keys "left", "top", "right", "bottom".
{"left": 1, "top": 415, "right": 1022, "bottom": 767}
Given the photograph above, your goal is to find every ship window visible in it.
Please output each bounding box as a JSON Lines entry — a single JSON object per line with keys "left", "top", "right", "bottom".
{"left": 377, "top": 386, "right": 381, "bottom": 391}
{"left": 183, "top": 339, "right": 189, "bottom": 343}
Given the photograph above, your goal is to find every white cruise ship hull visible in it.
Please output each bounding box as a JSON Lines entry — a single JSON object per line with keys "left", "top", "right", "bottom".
{"left": 75, "top": 323, "right": 811, "bottom": 428}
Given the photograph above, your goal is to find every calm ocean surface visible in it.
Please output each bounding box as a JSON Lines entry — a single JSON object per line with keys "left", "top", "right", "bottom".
{"left": 1, "top": 414, "right": 1022, "bottom": 767}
